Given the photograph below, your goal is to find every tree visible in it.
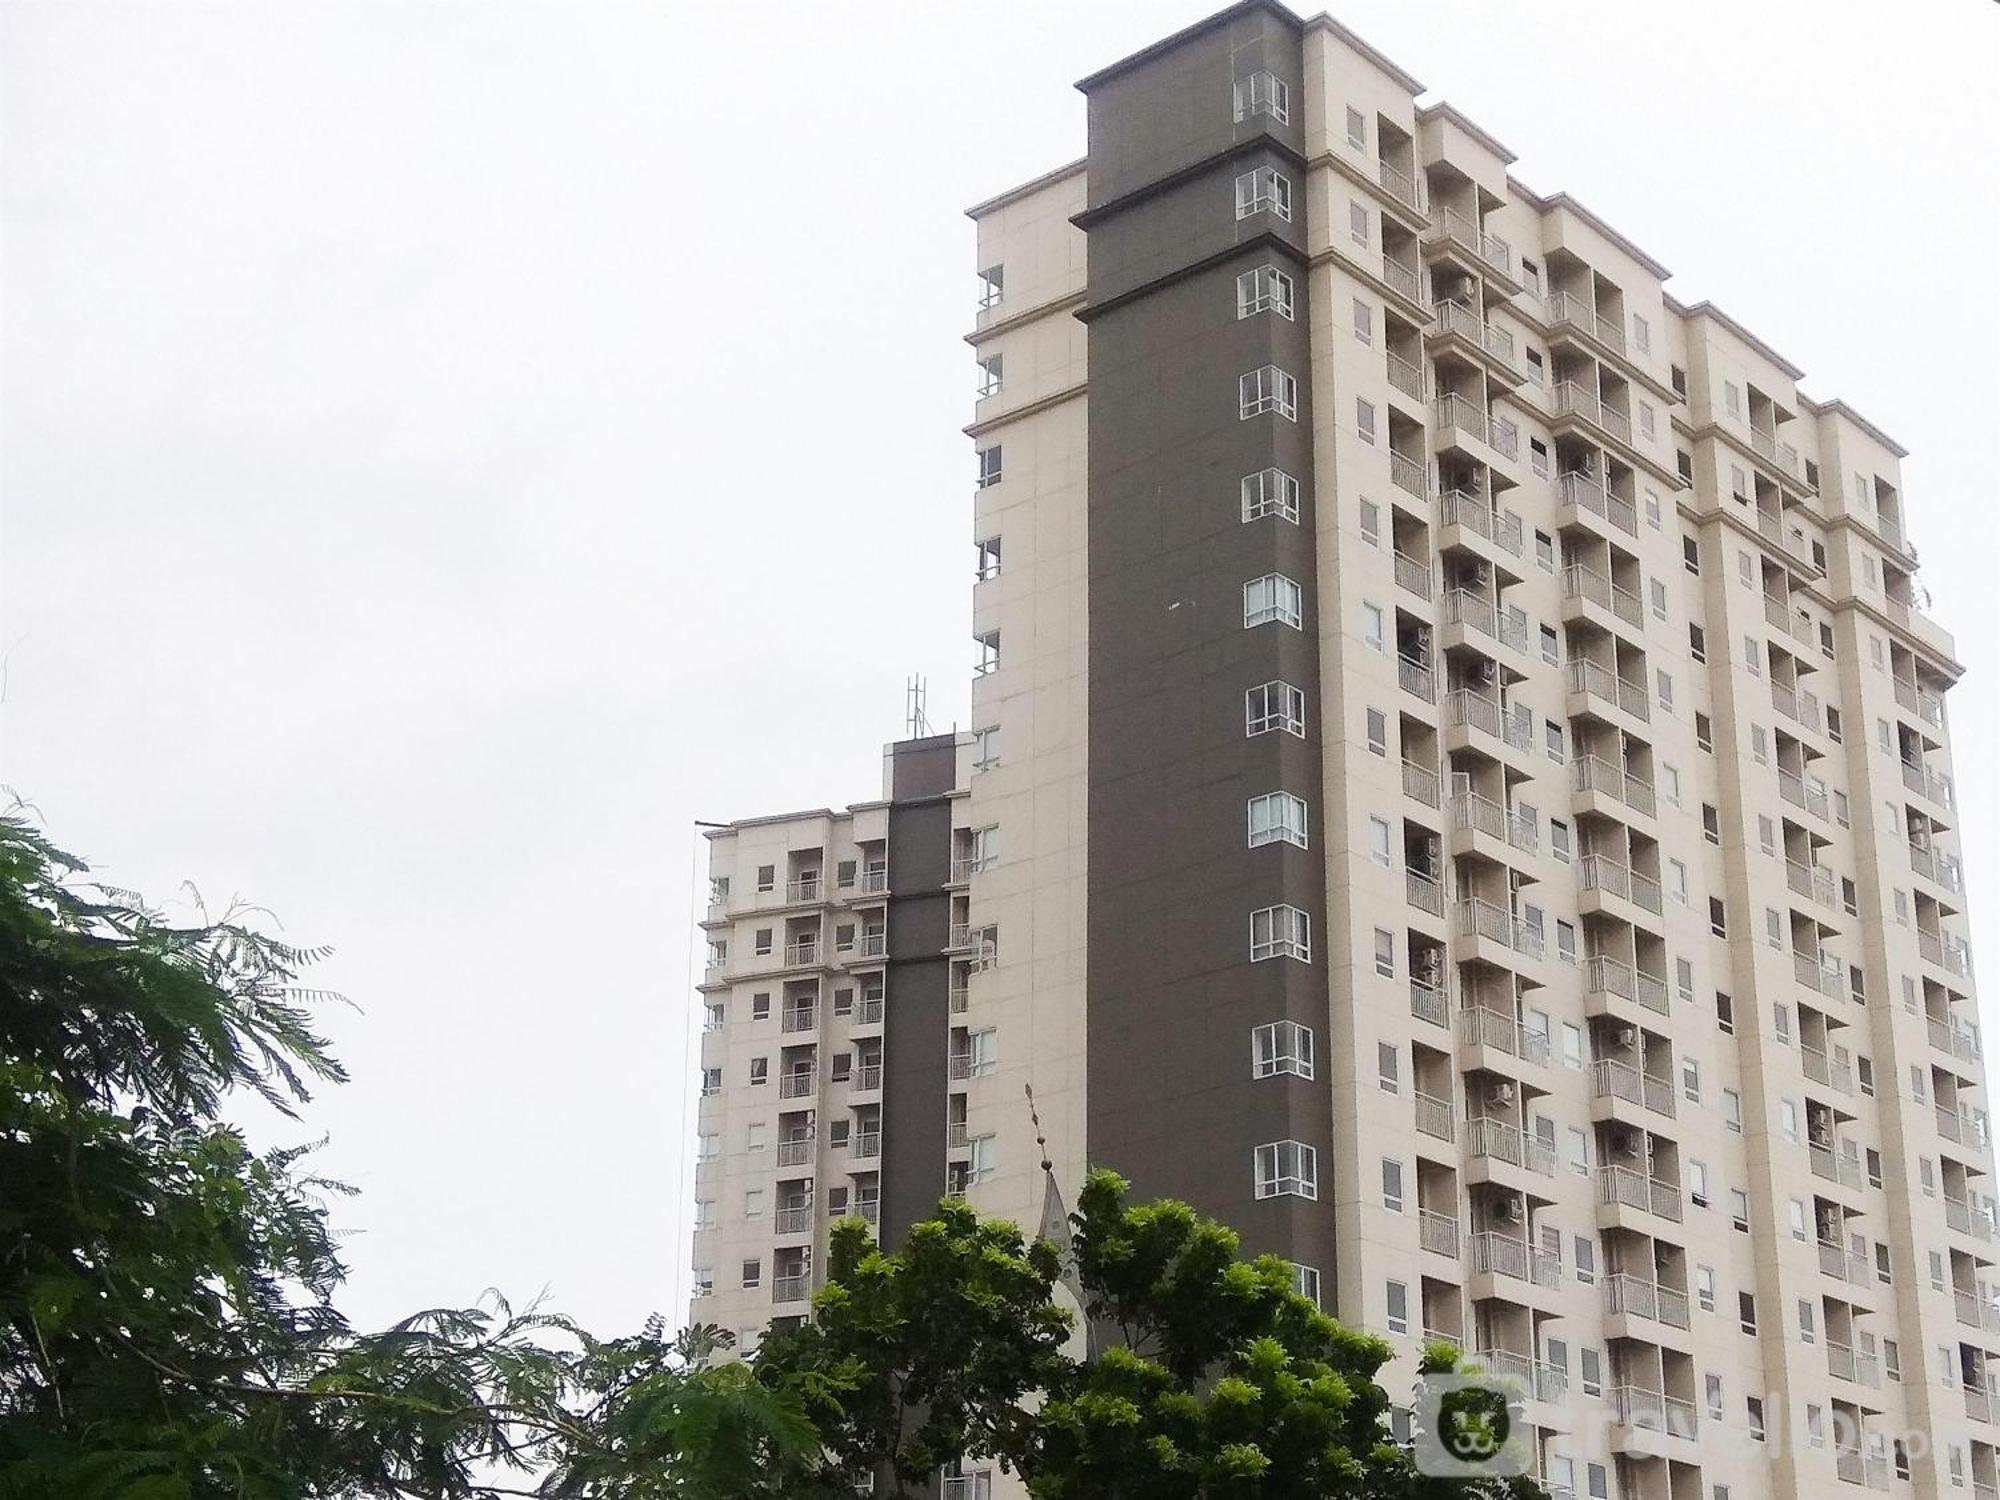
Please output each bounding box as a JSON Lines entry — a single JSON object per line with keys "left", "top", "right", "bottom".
{"left": 0, "top": 810, "right": 814, "bottom": 1498}
{"left": 758, "top": 1173, "right": 1546, "bottom": 1500}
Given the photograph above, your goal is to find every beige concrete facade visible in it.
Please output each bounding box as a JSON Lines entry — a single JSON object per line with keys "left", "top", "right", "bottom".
{"left": 689, "top": 9, "right": 1990, "bottom": 1500}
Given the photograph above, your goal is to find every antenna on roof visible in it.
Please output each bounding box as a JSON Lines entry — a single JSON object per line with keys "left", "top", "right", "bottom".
{"left": 905, "top": 674, "right": 931, "bottom": 739}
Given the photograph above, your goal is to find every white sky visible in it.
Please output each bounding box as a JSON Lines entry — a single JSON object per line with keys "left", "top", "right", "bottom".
{"left": 3, "top": 1, "right": 1996, "bottom": 1337}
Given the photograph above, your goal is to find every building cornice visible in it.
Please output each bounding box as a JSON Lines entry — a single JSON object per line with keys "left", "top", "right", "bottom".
{"left": 1417, "top": 100, "right": 1517, "bottom": 167}
{"left": 1075, "top": 0, "right": 1302, "bottom": 93}
{"left": 963, "top": 381, "right": 1087, "bottom": 440}
{"left": 1665, "top": 296, "right": 1807, "bottom": 381}
{"left": 1299, "top": 11, "right": 1423, "bottom": 93}
{"left": 965, "top": 289, "right": 1089, "bottom": 349}
{"left": 965, "top": 158, "right": 1087, "bottom": 221}
{"left": 1801, "top": 394, "right": 1909, "bottom": 459}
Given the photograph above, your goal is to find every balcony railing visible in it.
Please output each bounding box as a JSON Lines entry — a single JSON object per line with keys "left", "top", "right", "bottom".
{"left": 785, "top": 875, "right": 822, "bottom": 903}
{"left": 1562, "top": 563, "right": 1644, "bottom": 628}
{"left": 777, "top": 1135, "right": 816, "bottom": 1167}
{"left": 941, "top": 1475, "right": 992, "bottom": 1500}
{"left": 1389, "top": 449, "right": 1430, "bottom": 501}
{"left": 857, "top": 995, "right": 885, "bottom": 1024}
{"left": 1545, "top": 289, "right": 1627, "bottom": 355}
{"left": 1398, "top": 653, "right": 1436, "bottom": 704}
{"left": 1579, "top": 852, "right": 1663, "bottom": 915}
{"left": 1597, "top": 1164, "right": 1683, "bottom": 1221}
{"left": 1777, "top": 768, "right": 1830, "bottom": 821}
{"left": 1894, "top": 676, "right": 1946, "bottom": 727}
{"left": 1431, "top": 297, "right": 1517, "bottom": 364}
{"left": 1381, "top": 254, "right": 1422, "bottom": 304}
{"left": 1771, "top": 680, "right": 1821, "bottom": 734}
{"left": 1387, "top": 351, "right": 1426, "bottom": 401}
{"left": 778, "top": 1069, "right": 817, "bottom": 1099}
{"left": 1402, "top": 758, "right": 1442, "bottom": 808}
{"left": 1902, "top": 757, "right": 1955, "bottom": 807}
{"left": 771, "top": 1274, "right": 811, "bottom": 1304}
{"left": 1414, "top": 1091, "right": 1455, "bottom": 1142}
{"left": 853, "top": 1063, "right": 884, "bottom": 1092}
{"left": 1466, "top": 1117, "right": 1556, "bottom": 1176}
{"left": 1377, "top": 157, "right": 1422, "bottom": 212}
{"left": 1458, "top": 1004, "right": 1549, "bottom": 1065}
{"left": 1610, "top": 1385, "right": 1698, "bottom": 1440}
{"left": 1807, "top": 1142, "right": 1864, "bottom": 1190}
{"left": 781, "top": 1007, "right": 816, "bottom": 1034}
{"left": 1425, "top": 206, "right": 1514, "bottom": 280}
{"left": 1435, "top": 391, "right": 1490, "bottom": 446}
{"left": 1928, "top": 1014, "right": 1983, "bottom": 1063}
{"left": 1406, "top": 868, "right": 1445, "bottom": 917}
{"left": 1555, "top": 469, "right": 1638, "bottom": 537}
{"left": 1437, "top": 487, "right": 1525, "bottom": 555}
{"left": 1602, "top": 1273, "right": 1691, "bottom": 1329}
{"left": 783, "top": 938, "right": 822, "bottom": 966}
{"left": 1786, "top": 859, "right": 1837, "bottom": 907}
{"left": 1801, "top": 1043, "right": 1854, "bottom": 1094}
{"left": 1584, "top": 954, "right": 1670, "bottom": 1015}
{"left": 1568, "top": 657, "right": 1649, "bottom": 722}
{"left": 1410, "top": 977, "right": 1448, "bottom": 1028}
{"left": 1394, "top": 548, "right": 1433, "bottom": 599}
{"left": 1491, "top": 414, "right": 1520, "bottom": 460}
{"left": 1444, "top": 688, "right": 1532, "bottom": 751}
{"left": 1592, "top": 1057, "right": 1677, "bottom": 1118}
{"left": 1571, "top": 754, "right": 1655, "bottom": 817}
{"left": 1911, "top": 841, "right": 1965, "bottom": 893}
{"left": 774, "top": 1204, "right": 814, "bottom": 1235}
{"left": 1419, "top": 1208, "right": 1462, "bottom": 1258}
{"left": 1792, "top": 949, "right": 1844, "bottom": 1000}
{"left": 1551, "top": 381, "right": 1633, "bottom": 445}
{"left": 851, "top": 1131, "right": 882, "bottom": 1159}
{"left": 1469, "top": 1346, "right": 1567, "bottom": 1404}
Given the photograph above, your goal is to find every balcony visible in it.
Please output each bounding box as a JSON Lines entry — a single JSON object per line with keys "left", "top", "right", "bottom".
{"left": 1610, "top": 1385, "right": 1698, "bottom": 1441}
{"left": 783, "top": 937, "right": 823, "bottom": 967}
{"left": 1381, "top": 254, "right": 1423, "bottom": 306}
{"left": 1439, "top": 587, "right": 1529, "bottom": 657}
{"left": 1544, "top": 289, "right": 1627, "bottom": 357}
{"left": 1777, "top": 768, "right": 1830, "bottom": 822}
{"left": 1567, "top": 657, "right": 1649, "bottom": 724}
{"left": 1602, "top": 1272, "right": 1691, "bottom": 1330}
{"left": 941, "top": 1475, "right": 992, "bottom": 1500}
{"left": 853, "top": 1063, "right": 884, "bottom": 1093}
{"left": 777, "top": 1135, "right": 816, "bottom": 1168}
{"left": 1386, "top": 349, "right": 1426, "bottom": 402}
{"left": 1579, "top": 852, "right": 1664, "bottom": 916}
{"left": 1457, "top": 1004, "right": 1550, "bottom": 1066}
{"left": 1466, "top": 1117, "right": 1556, "bottom": 1178}
{"left": 1451, "top": 789, "right": 1537, "bottom": 857}
{"left": 774, "top": 1204, "right": 814, "bottom": 1236}
{"left": 1444, "top": 688, "right": 1533, "bottom": 754}
{"left": 1747, "top": 424, "right": 1802, "bottom": 480}
{"left": 1414, "top": 1091, "right": 1455, "bottom": 1142}
{"left": 1817, "top": 1238, "right": 1871, "bottom": 1286}
{"left": 1555, "top": 470, "right": 1638, "bottom": 538}
{"left": 1928, "top": 1015, "right": 1982, "bottom": 1064}
{"left": 1902, "top": 758, "right": 1955, "bottom": 808}
{"left": 1592, "top": 1058, "right": 1676, "bottom": 1119}
{"left": 1410, "top": 976, "right": 1449, "bottom": 1026}
{"left": 1389, "top": 449, "right": 1430, "bottom": 502}
{"left": 1792, "top": 949, "right": 1844, "bottom": 1000}
{"left": 778, "top": 1069, "right": 818, "bottom": 1100}
{"left": 1894, "top": 676, "right": 1946, "bottom": 728}
{"left": 1434, "top": 390, "right": 1493, "bottom": 449}
{"left": 857, "top": 995, "right": 885, "bottom": 1024}
{"left": 1786, "top": 859, "right": 1837, "bottom": 908}
{"left": 1401, "top": 758, "right": 1442, "bottom": 808}
{"left": 1585, "top": 954, "right": 1670, "bottom": 1016}
{"left": 1377, "top": 157, "right": 1423, "bottom": 214}
{"left": 1937, "top": 1103, "right": 1974, "bottom": 1147}
{"left": 1429, "top": 297, "right": 1519, "bottom": 372}
{"left": 1911, "top": 841, "right": 1965, "bottom": 894}
{"left": 1438, "top": 486, "right": 1525, "bottom": 556}
{"left": 1393, "top": 548, "right": 1433, "bottom": 600}
{"left": 854, "top": 931, "right": 888, "bottom": 960}
{"left": 1562, "top": 563, "right": 1645, "bottom": 630}
{"left": 1801, "top": 1043, "right": 1854, "bottom": 1095}
{"left": 1551, "top": 380, "right": 1633, "bottom": 447}
{"left": 1597, "top": 1164, "right": 1682, "bottom": 1222}
{"left": 1405, "top": 868, "right": 1445, "bottom": 918}
{"left": 781, "top": 1006, "right": 817, "bottom": 1034}
{"left": 784, "top": 875, "right": 822, "bottom": 903}
{"left": 1468, "top": 1346, "right": 1568, "bottom": 1404}
{"left": 1572, "top": 754, "right": 1656, "bottom": 819}
{"left": 1398, "top": 653, "right": 1436, "bottom": 705}
{"left": 851, "top": 1131, "right": 882, "bottom": 1160}
{"left": 1919, "top": 928, "right": 1974, "bottom": 979}
{"left": 1455, "top": 895, "right": 1541, "bottom": 960}
{"left": 771, "top": 1273, "right": 811, "bottom": 1304}
{"left": 1419, "top": 1208, "right": 1462, "bottom": 1258}
{"left": 1808, "top": 1142, "right": 1864, "bottom": 1191}
{"left": 1423, "top": 206, "right": 1515, "bottom": 283}
{"left": 1771, "top": 680, "right": 1821, "bottom": 735}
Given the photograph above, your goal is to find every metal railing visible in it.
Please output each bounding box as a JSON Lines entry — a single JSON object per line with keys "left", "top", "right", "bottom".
{"left": 1571, "top": 754, "right": 1654, "bottom": 816}
{"left": 851, "top": 1131, "right": 882, "bottom": 1160}
{"left": 1414, "top": 1091, "right": 1455, "bottom": 1142}
{"left": 1609, "top": 1385, "right": 1698, "bottom": 1439}
{"left": 1562, "top": 563, "right": 1644, "bottom": 628}
{"left": 1597, "top": 1164, "right": 1683, "bottom": 1221}
{"left": 1902, "top": 757, "right": 1955, "bottom": 807}
{"left": 1431, "top": 297, "right": 1516, "bottom": 364}
{"left": 1466, "top": 1117, "right": 1556, "bottom": 1176}
{"left": 1457, "top": 1004, "right": 1548, "bottom": 1065}
{"left": 783, "top": 938, "right": 822, "bottom": 966}
{"left": 1777, "top": 768, "right": 1830, "bottom": 821}
{"left": 1381, "top": 254, "right": 1422, "bottom": 303}
{"left": 1402, "top": 758, "right": 1442, "bottom": 807}
{"left": 1568, "top": 657, "right": 1649, "bottom": 722}
{"left": 1786, "top": 859, "right": 1837, "bottom": 907}
{"left": 779, "top": 1069, "right": 818, "bottom": 1099}
{"left": 1555, "top": 469, "right": 1638, "bottom": 536}
{"left": 1378, "top": 158, "right": 1422, "bottom": 212}
{"left": 1406, "top": 868, "right": 1445, "bottom": 917}
{"left": 772, "top": 1273, "right": 811, "bottom": 1304}
{"left": 1390, "top": 450, "right": 1430, "bottom": 500}
{"left": 1592, "top": 1058, "right": 1676, "bottom": 1118}
{"left": 1420, "top": 1209, "right": 1461, "bottom": 1258}
{"left": 781, "top": 1007, "right": 816, "bottom": 1034}
{"left": 1602, "top": 1273, "right": 1690, "bottom": 1329}
{"left": 1387, "top": 351, "right": 1426, "bottom": 401}
{"left": 857, "top": 995, "right": 885, "bottom": 1024}
{"left": 1911, "top": 841, "right": 1965, "bottom": 893}
{"left": 860, "top": 865, "right": 889, "bottom": 893}
{"left": 1545, "top": 289, "right": 1627, "bottom": 355}
{"left": 1801, "top": 1043, "right": 1854, "bottom": 1094}
{"left": 1579, "top": 852, "right": 1663, "bottom": 915}
{"left": 1552, "top": 381, "right": 1632, "bottom": 445}
{"left": 1394, "top": 548, "right": 1432, "bottom": 599}
{"left": 785, "top": 875, "right": 821, "bottom": 902}
{"left": 1434, "top": 391, "right": 1490, "bottom": 445}
{"left": 777, "top": 1135, "right": 816, "bottom": 1167}
{"left": 1894, "top": 676, "right": 1945, "bottom": 727}
{"left": 1585, "top": 954, "right": 1670, "bottom": 1015}
{"left": 1398, "top": 653, "right": 1436, "bottom": 704}
{"left": 775, "top": 1205, "right": 814, "bottom": 1235}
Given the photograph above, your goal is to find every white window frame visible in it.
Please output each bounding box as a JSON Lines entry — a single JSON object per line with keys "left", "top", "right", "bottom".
{"left": 1252, "top": 1019, "right": 1314, "bottom": 1080}
{"left": 1247, "top": 791, "right": 1309, "bottom": 849}
{"left": 1241, "top": 466, "right": 1301, "bottom": 523}
{"left": 1233, "top": 71, "right": 1289, "bottom": 125}
{"left": 1245, "top": 680, "right": 1306, "bottom": 738}
{"left": 1250, "top": 904, "right": 1311, "bottom": 962}
{"left": 1235, "top": 166, "right": 1292, "bottom": 222}
{"left": 1236, "top": 264, "right": 1296, "bottom": 320}
{"left": 1243, "top": 573, "right": 1303, "bottom": 629}
{"left": 1239, "top": 364, "right": 1298, "bottom": 420}
{"left": 1254, "top": 1139, "right": 1318, "bottom": 1199}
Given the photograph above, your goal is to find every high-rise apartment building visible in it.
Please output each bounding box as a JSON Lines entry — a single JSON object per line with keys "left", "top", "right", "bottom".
{"left": 691, "top": 6, "right": 1991, "bottom": 1499}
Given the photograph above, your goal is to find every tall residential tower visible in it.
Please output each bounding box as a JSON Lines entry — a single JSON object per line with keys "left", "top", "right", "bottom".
{"left": 692, "top": 7, "right": 1991, "bottom": 1499}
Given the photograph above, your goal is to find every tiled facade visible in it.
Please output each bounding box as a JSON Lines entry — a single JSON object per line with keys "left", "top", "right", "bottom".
{"left": 692, "top": 8, "right": 1990, "bottom": 1500}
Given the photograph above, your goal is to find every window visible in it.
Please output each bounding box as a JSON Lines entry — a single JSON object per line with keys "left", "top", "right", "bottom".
{"left": 1724, "top": 381, "right": 1742, "bottom": 418}
{"left": 974, "top": 536, "right": 1001, "bottom": 581}
{"left": 1535, "top": 530, "right": 1556, "bottom": 571}
{"left": 1246, "top": 680, "right": 1306, "bottom": 738}
{"left": 1575, "top": 1235, "right": 1596, "bottom": 1285}
{"left": 1377, "top": 1041, "right": 1399, "bottom": 1093}
{"left": 976, "top": 353, "right": 1002, "bottom": 398}
{"left": 1682, "top": 1056, "right": 1702, "bottom": 1102}
{"left": 1676, "top": 957, "right": 1695, "bottom": 1004}
{"left": 1739, "top": 1294, "right": 1758, "bottom": 1337}
{"left": 1639, "top": 401, "right": 1656, "bottom": 437}
{"left": 1250, "top": 904, "right": 1311, "bottom": 962}
{"left": 1241, "top": 466, "right": 1301, "bottom": 523}
{"left": 1382, "top": 1157, "right": 1404, "bottom": 1212}
{"left": 1362, "top": 601, "right": 1385, "bottom": 651}
{"left": 974, "top": 629, "right": 1001, "bottom": 676}
{"left": 1689, "top": 1160, "right": 1709, "bottom": 1207}
{"left": 1580, "top": 1346, "right": 1602, "bottom": 1397}
{"left": 748, "top": 1056, "right": 769, "bottom": 1086}
{"left": 1556, "top": 920, "right": 1576, "bottom": 964}
{"left": 1368, "top": 815, "right": 1393, "bottom": 867}
{"left": 1234, "top": 71, "right": 1290, "bottom": 124}
{"left": 744, "top": 1187, "right": 765, "bottom": 1219}
{"left": 1645, "top": 490, "right": 1662, "bottom": 529}
{"left": 1789, "top": 1199, "right": 1808, "bottom": 1242}
{"left": 1749, "top": 723, "right": 1767, "bottom": 763}
{"left": 741, "top": 1257, "right": 762, "bottom": 1289}
{"left": 1687, "top": 623, "right": 1707, "bottom": 663}
{"left": 1237, "top": 264, "right": 1296, "bottom": 320}
{"left": 1545, "top": 720, "right": 1565, "bottom": 763}
{"left": 1668, "top": 858, "right": 1689, "bottom": 905}
{"left": 1385, "top": 1279, "right": 1409, "bottom": 1334}
{"left": 1235, "top": 167, "right": 1292, "bottom": 221}
{"left": 976, "top": 445, "right": 1002, "bottom": 489}
{"left": 1526, "top": 347, "right": 1546, "bottom": 384}
{"left": 1700, "top": 802, "right": 1721, "bottom": 844}
{"left": 1521, "top": 258, "right": 1542, "bottom": 293}
{"left": 1348, "top": 200, "right": 1369, "bottom": 245}
{"left": 1344, "top": 103, "right": 1365, "bottom": 148}
{"left": 1351, "top": 296, "right": 1372, "bottom": 344}
{"left": 1252, "top": 1020, "right": 1314, "bottom": 1080}
{"left": 1656, "top": 669, "right": 1674, "bottom": 710}
{"left": 1561, "top": 1022, "right": 1584, "bottom": 1071}
{"left": 1291, "top": 1262, "right": 1321, "bottom": 1307}
{"left": 1540, "top": 625, "right": 1559, "bottom": 664}
{"left": 1365, "top": 706, "right": 1387, "bottom": 755}
{"left": 1885, "top": 1340, "right": 1901, "bottom": 1381}
{"left": 1551, "top": 819, "right": 1571, "bottom": 863}
{"left": 1247, "top": 791, "right": 1309, "bottom": 849}
{"left": 1530, "top": 437, "right": 1549, "bottom": 477}
{"left": 976, "top": 264, "right": 1003, "bottom": 309}
{"left": 1705, "top": 1374, "right": 1724, "bottom": 1420}
{"left": 1254, "top": 1139, "right": 1318, "bottom": 1198}
{"left": 1723, "top": 1088, "right": 1742, "bottom": 1132}
{"left": 1696, "top": 1265, "right": 1717, "bottom": 1312}
{"left": 1683, "top": 535, "right": 1701, "bottom": 574}
{"left": 1696, "top": 711, "right": 1713, "bottom": 751}
{"left": 1930, "top": 1249, "right": 1946, "bottom": 1291}
{"left": 699, "top": 1066, "right": 722, "bottom": 1097}
{"left": 1356, "top": 396, "right": 1377, "bottom": 444}
{"left": 1632, "top": 314, "right": 1651, "bottom": 353}
{"left": 1709, "top": 897, "right": 1727, "bottom": 936}
{"left": 1730, "top": 465, "right": 1748, "bottom": 502}
{"left": 1716, "top": 991, "right": 1734, "bottom": 1033}
{"left": 1729, "top": 1189, "right": 1750, "bottom": 1231}
{"left": 1566, "top": 1126, "right": 1589, "bottom": 1174}
{"left": 1649, "top": 577, "right": 1668, "bottom": 621}
{"left": 1358, "top": 498, "right": 1380, "bottom": 546}
{"left": 1239, "top": 364, "right": 1298, "bottom": 420}
{"left": 1663, "top": 764, "right": 1681, "bottom": 807}
{"left": 1243, "top": 573, "right": 1303, "bottom": 629}
{"left": 971, "top": 724, "right": 999, "bottom": 770}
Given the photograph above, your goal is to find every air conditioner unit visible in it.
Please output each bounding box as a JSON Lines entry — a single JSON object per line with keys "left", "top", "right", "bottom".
{"left": 1478, "top": 660, "right": 1499, "bottom": 683}
{"left": 1495, "top": 1197, "right": 1524, "bottom": 1224}
{"left": 1614, "top": 1026, "right": 1640, "bottom": 1049}
{"left": 1487, "top": 1083, "right": 1516, "bottom": 1108}
{"left": 1613, "top": 1130, "right": 1639, "bottom": 1156}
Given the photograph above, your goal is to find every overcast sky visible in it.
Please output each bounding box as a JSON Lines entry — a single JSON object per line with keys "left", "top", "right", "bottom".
{"left": 4, "top": 1, "right": 1996, "bottom": 1338}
